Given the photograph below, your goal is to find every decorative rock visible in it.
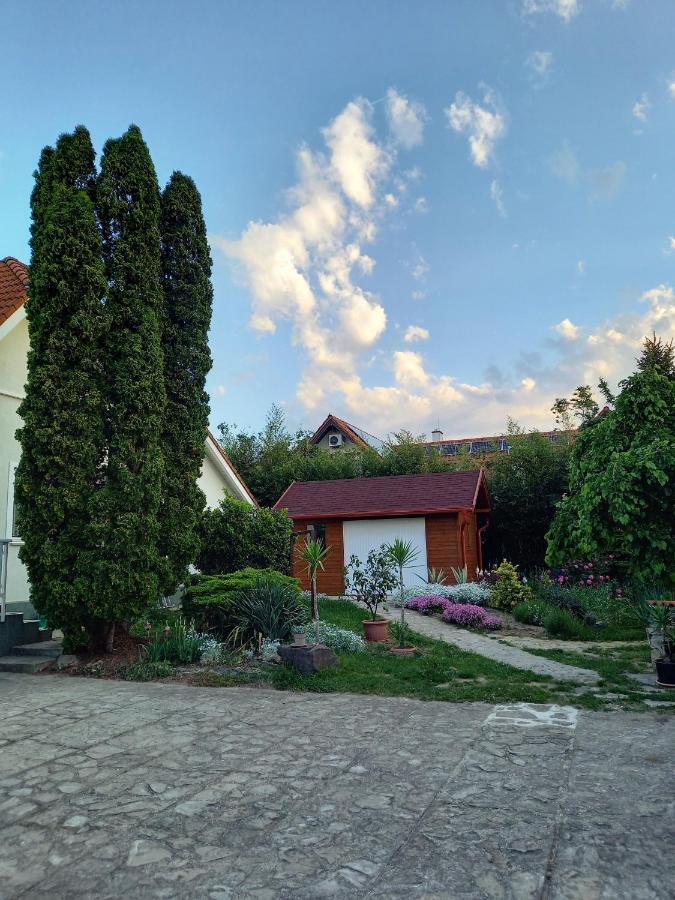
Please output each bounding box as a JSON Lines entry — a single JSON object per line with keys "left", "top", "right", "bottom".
{"left": 278, "top": 644, "right": 338, "bottom": 673}
{"left": 62, "top": 815, "right": 88, "bottom": 829}
{"left": 126, "top": 839, "right": 172, "bottom": 867}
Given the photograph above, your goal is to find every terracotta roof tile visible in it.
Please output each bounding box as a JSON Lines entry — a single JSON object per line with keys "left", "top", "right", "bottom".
{"left": 274, "top": 470, "right": 485, "bottom": 520}
{"left": 0, "top": 257, "right": 28, "bottom": 328}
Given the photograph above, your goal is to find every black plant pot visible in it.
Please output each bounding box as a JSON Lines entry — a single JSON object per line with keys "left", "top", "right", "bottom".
{"left": 655, "top": 658, "right": 675, "bottom": 688}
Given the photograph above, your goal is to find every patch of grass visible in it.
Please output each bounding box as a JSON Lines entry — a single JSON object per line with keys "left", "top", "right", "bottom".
{"left": 268, "top": 598, "right": 562, "bottom": 704}
{"left": 191, "top": 670, "right": 268, "bottom": 688}
{"left": 121, "top": 660, "right": 174, "bottom": 682}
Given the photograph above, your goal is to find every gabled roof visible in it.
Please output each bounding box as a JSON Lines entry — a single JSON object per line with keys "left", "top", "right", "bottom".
{"left": 206, "top": 431, "right": 258, "bottom": 506}
{"left": 0, "top": 257, "right": 28, "bottom": 327}
{"left": 274, "top": 469, "right": 489, "bottom": 520}
{"left": 309, "top": 413, "right": 385, "bottom": 452}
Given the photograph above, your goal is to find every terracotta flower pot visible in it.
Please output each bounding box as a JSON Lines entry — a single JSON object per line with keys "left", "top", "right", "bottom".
{"left": 363, "top": 619, "right": 389, "bottom": 642}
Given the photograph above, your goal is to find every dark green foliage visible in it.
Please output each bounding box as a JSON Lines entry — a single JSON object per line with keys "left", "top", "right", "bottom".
{"left": 547, "top": 336, "right": 675, "bottom": 584}
{"left": 219, "top": 407, "right": 471, "bottom": 508}
{"left": 232, "top": 576, "right": 307, "bottom": 644}
{"left": 91, "top": 125, "right": 166, "bottom": 634}
{"left": 512, "top": 601, "right": 547, "bottom": 626}
{"left": 158, "top": 173, "right": 213, "bottom": 593}
{"left": 15, "top": 127, "right": 107, "bottom": 642}
{"left": 142, "top": 618, "right": 203, "bottom": 664}
{"left": 197, "top": 497, "right": 292, "bottom": 575}
{"left": 182, "top": 569, "right": 300, "bottom": 635}
{"left": 542, "top": 608, "right": 593, "bottom": 640}
{"left": 487, "top": 429, "right": 570, "bottom": 569}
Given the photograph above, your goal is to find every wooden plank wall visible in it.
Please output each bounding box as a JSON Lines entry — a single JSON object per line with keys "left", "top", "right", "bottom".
{"left": 292, "top": 521, "right": 345, "bottom": 595}
{"left": 425, "top": 513, "right": 479, "bottom": 583}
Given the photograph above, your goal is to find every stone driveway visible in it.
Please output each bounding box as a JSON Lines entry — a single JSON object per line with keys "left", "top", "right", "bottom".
{"left": 0, "top": 674, "right": 673, "bottom": 899}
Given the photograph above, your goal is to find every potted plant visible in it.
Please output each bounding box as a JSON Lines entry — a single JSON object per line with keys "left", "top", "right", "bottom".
{"left": 649, "top": 604, "right": 675, "bottom": 687}
{"left": 292, "top": 625, "right": 306, "bottom": 647}
{"left": 344, "top": 546, "right": 398, "bottom": 642}
{"left": 385, "top": 538, "right": 419, "bottom": 655}
{"left": 298, "top": 537, "right": 330, "bottom": 647}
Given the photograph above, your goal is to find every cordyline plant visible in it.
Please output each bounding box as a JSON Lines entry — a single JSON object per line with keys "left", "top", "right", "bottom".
{"left": 386, "top": 539, "right": 419, "bottom": 647}
{"left": 298, "top": 537, "right": 330, "bottom": 646}
{"left": 344, "top": 546, "right": 398, "bottom": 621}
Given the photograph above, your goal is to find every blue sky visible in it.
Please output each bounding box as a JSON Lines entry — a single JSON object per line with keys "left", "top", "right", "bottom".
{"left": 2, "top": 0, "right": 674, "bottom": 439}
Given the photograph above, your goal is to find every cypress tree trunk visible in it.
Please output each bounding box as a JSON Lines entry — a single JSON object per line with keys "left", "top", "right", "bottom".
{"left": 158, "top": 172, "right": 213, "bottom": 594}
{"left": 92, "top": 125, "right": 166, "bottom": 646}
{"left": 15, "top": 127, "right": 107, "bottom": 648}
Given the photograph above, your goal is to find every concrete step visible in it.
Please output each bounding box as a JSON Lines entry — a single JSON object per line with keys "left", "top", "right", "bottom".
{"left": 0, "top": 655, "right": 55, "bottom": 673}
{"left": 12, "top": 640, "right": 63, "bottom": 659}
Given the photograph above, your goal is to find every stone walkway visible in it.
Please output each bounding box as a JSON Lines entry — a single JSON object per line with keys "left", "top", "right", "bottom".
{"left": 403, "top": 608, "right": 600, "bottom": 684}
{"left": 2, "top": 673, "right": 673, "bottom": 898}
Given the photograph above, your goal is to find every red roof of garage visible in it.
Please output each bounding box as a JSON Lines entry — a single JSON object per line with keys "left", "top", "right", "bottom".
{"left": 274, "top": 470, "right": 488, "bottom": 520}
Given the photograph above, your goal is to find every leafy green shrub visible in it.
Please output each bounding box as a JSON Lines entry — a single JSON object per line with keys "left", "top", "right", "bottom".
{"left": 182, "top": 568, "right": 300, "bottom": 635}
{"left": 543, "top": 608, "right": 593, "bottom": 640}
{"left": 143, "top": 617, "right": 204, "bottom": 664}
{"left": 232, "top": 577, "right": 306, "bottom": 645}
{"left": 197, "top": 497, "right": 292, "bottom": 575}
{"left": 513, "top": 601, "right": 547, "bottom": 626}
{"left": 490, "top": 561, "right": 533, "bottom": 611}
{"left": 122, "top": 660, "right": 174, "bottom": 681}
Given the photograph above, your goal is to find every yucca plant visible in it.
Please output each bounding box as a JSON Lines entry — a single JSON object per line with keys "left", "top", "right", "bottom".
{"left": 298, "top": 537, "right": 330, "bottom": 647}
{"left": 233, "top": 576, "right": 305, "bottom": 645}
{"left": 386, "top": 539, "right": 419, "bottom": 648}
{"left": 416, "top": 567, "right": 447, "bottom": 585}
{"left": 450, "top": 565, "right": 469, "bottom": 584}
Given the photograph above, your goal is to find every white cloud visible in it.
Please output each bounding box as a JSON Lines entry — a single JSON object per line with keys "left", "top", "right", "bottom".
{"left": 668, "top": 76, "right": 675, "bottom": 100}
{"left": 414, "top": 196, "right": 429, "bottom": 214}
{"left": 522, "top": 0, "right": 580, "bottom": 23}
{"left": 393, "top": 351, "right": 429, "bottom": 388}
{"left": 490, "top": 179, "right": 506, "bottom": 217}
{"left": 550, "top": 141, "right": 580, "bottom": 185}
{"left": 554, "top": 318, "right": 581, "bottom": 341}
{"left": 632, "top": 93, "right": 650, "bottom": 122}
{"left": 322, "top": 99, "right": 389, "bottom": 209}
{"left": 526, "top": 50, "right": 554, "bottom": 84}
{"left": 384, "top": 193, "right": 398, "bottom": 207}
{"left": 577, "top": 259, "right": 585, "bottom": 274}
{"left": 385, "top": 88, "right": 427, "bottom": 149}
{"left": 404, "top": 325, "right": 430, "bottom": 343}
{"left": 216, "top": 384, "right": 226, "bottom": 397}
{"left": 411, "top": 290, "right": 425, "bottom": 301}
{"left": 521, "top": 377, "right": 536, "bottom": 392}
{"left": 445, "top": 87, "right": 506, "bottom": 168}
{"left": 665, "top": 236, "right": 675, "bottom": 255}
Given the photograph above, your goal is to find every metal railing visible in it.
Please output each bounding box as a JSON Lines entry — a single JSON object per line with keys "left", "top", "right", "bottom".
{"left": 0, "top": 539, "right": 10, "bottom": 624}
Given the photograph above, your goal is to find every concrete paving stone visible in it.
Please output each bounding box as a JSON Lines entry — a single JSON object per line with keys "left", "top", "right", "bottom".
{"left": 1, "top": 672, "right": 673, "bottom": 900}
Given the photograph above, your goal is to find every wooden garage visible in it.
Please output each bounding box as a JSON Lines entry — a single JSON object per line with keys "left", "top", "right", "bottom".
{"left": 273, "top": 470, "right": 490, "bottom": 595}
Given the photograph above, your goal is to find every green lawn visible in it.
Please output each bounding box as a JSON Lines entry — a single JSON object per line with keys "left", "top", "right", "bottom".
{"left": 270, "top": 597, "right": 568, "bottom": 705}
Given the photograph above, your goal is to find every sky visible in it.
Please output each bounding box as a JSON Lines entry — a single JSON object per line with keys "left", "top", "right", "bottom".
{"left": 1, "top": 0, "right": 674, "bottom": 440}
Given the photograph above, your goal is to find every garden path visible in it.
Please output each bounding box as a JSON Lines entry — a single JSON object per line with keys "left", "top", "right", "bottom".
{"left": 402, "top": 608, "right": 600, "bottom": 684}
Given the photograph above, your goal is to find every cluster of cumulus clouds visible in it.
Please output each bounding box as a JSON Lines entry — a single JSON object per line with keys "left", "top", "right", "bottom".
{"left": 212, "top": 6, "right": 674, "bottom": 436}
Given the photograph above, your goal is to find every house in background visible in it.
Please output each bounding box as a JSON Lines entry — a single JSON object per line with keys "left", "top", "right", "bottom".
{"left": 309, "top": 412, "right": 566, "bottom": 457}
{"left": 274, "top": 469, "right": 490, "bottom": 595}
{"left": 0, "top": 256, "right": 255, "bottom": 622}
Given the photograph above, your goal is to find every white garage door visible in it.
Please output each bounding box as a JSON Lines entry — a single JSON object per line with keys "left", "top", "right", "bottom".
{"left": 343, "top": 518, "right": 428, "bottom": 590}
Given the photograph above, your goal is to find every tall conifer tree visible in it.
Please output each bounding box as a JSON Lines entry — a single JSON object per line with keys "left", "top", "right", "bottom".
{"left": 15, "top": 127, "right": 107, "bottom": 641}
{"left": 92, "top": 125, "right": 166, "bottom": 645}
{"left": 158, "top": 172, "right": 213, "bottom": 592}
